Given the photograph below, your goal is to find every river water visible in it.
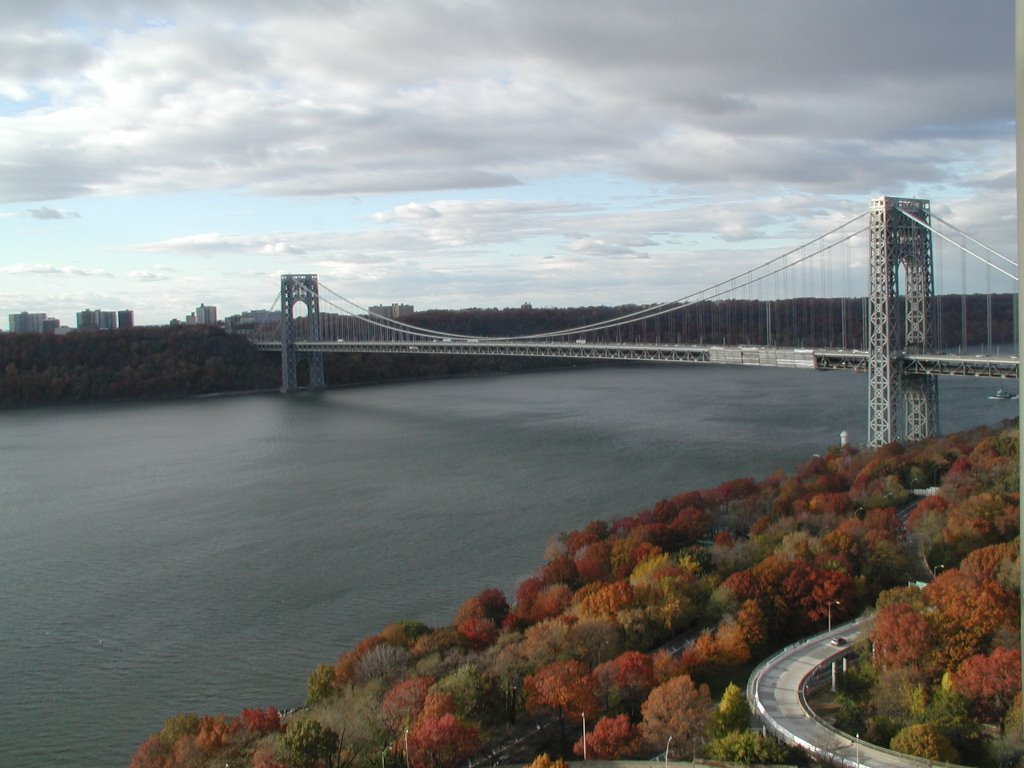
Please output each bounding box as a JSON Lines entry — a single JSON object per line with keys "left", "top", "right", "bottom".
{"left": 0, "top": 364, "right": 1014, "bottom": 767}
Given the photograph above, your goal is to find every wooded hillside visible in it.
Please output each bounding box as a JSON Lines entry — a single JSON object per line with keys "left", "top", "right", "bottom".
{"left": 129, "top": 421, "right": 1020, "bottom": 768}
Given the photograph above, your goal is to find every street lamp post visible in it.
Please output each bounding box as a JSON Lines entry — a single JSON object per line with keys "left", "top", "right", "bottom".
{"left": 827, "top": 600, "right": 841, "bottom": 632}
{"left": 582, "top": 712, "right": 587, "bottom": 760}
{"left": 932, "top": 563, "right": 946, "bottom": 579}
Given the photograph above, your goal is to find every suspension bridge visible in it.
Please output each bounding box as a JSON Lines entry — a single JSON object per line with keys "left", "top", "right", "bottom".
{"left": 251, "top": 196, "right": 1018, "bottom": 447}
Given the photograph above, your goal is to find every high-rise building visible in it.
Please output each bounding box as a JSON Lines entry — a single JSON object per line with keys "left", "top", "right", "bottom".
{"left": 368, "top": 303, "right": 414, "bottom": 319}
{"left": 118, "top": 310, "right": 135, "bottom": 329}
{"left": 224, "top": 309, "right": 277, "bottom": 334}
{"left": 9, "top": 312, "right": 56, "bottom": 333}
{"left": 193, "top": 304, "right": 218, "bottom": 325}
{"left": 77, "top": 309, "right": 98, "bottom": 330}
{"left": 76, "top": 309, "right": 117, "bottom": 331}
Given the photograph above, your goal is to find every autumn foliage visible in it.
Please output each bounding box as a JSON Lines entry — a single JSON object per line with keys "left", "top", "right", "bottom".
{"left": 129, "top": 422, "right": 1021, "bottom": 768}
{"left": 573, "top": 714, "right": 643, "bottom": 758}
{"left": 832, "top": 427, "right": 1021, "bottom": 764}
{"left": 404, "top": 713, "right": 480, "bottom": 768}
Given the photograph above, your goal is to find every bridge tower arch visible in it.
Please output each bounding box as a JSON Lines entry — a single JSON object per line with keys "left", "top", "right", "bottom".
{"left": 280, "top": 273, "right": 326, "bottom": 393}
{"left": 867, "top": 196, "right": 938, "bottom": 447}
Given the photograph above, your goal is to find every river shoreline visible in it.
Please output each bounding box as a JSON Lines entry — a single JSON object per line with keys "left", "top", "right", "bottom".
{"left": 1, "top": 368, "right": 1007, "bottom": 768}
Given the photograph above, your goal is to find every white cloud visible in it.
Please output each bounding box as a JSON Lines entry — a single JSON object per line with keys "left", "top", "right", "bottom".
{"left": 133, "top": 232, "right": 310, "bottom": 255}
{"left": 0, "top": 263, "right": 111, "bottom": 277}
{"left": 373, "top": 203, "right": 442, "bottom": 223}
{"left": 129, "top": 270, "right": 168, "bottom": 281}
{"left": 0, "top": 0, "right": 1015, "bottom": 323}
{"left": 566, "top": 236, "right": 651, "bottom": 260}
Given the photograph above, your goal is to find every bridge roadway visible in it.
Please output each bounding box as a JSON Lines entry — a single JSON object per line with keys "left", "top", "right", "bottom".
{"left": 747, "top": 618, "right": 967, "bottom": 768}
{"left": 254, "top": 339, "right": 1019, "bottom": 378}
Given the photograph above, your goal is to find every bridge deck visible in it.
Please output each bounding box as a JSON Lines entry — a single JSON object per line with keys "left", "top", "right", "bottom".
{"left": 252, "top": 339, "right": 1018, "bottom": 378}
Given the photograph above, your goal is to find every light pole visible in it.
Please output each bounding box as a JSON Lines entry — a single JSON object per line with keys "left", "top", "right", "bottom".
{"left": 582, "top": 712, "right": 587, "bottom": 760}
{"left": 932, "top": 563, "right": 946, "bottom": 579}
{"left": 404, "top": 728, "right": 410, "bottom": 768}
{"left": 827, "top": 600, "right": 841, "bottom": 632}
{"left": 664, "top": 735, "right": 672, "bottom": 765}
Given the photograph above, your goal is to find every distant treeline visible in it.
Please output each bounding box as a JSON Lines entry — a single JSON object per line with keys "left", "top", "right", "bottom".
{"left": 0, "top": 325, "right": 280, "bottom": 407}
{"left": 0, "top": 293, "right": 1015, "bottom": 407}
{"left": 0, "top": 325, "right": 573, "bottom": 407}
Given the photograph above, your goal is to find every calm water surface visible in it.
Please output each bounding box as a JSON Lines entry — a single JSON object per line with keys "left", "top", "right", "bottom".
{"left": 0, "top": 365, "right": 1014, "bottom": 767}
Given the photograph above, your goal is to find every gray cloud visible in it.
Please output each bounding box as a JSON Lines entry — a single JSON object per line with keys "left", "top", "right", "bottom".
{"left": 0, "top": 1, "right": 1012, "bottom": 204}
{"left": 26, "top": 206, "right": 80, "bottom": 219}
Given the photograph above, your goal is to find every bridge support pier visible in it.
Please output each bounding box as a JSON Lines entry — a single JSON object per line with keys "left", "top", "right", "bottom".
{"left": 866, "top": 197, "right": 939, "bottom": 447}
{"left": 280, "top": 274, "right": 325, "bottom": 393}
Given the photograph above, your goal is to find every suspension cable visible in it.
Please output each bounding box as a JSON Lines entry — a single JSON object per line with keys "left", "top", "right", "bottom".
{"left": 898, "top": 209, "right": 1018, "bottom": 282}
{"left": 312, "top": 214, "right": 870, "bottom": 343}
{"left": 929, "top": 211, "right": 1018, "bottom": 268}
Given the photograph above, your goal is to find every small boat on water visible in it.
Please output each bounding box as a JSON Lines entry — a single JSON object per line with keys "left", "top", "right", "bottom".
{"left": 988, "top": 389, "right": 1019, "bottom": 400}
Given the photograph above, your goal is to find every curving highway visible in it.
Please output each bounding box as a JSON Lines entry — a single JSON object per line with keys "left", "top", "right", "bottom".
{"left": 747, "top": 618, "right": 965, "bottom": 768}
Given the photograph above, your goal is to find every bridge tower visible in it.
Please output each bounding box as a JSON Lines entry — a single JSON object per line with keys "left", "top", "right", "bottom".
{"left": 866, "top": 196, "right": 938, "bottom": 447}
{"left": 280, "top": 273, "right": 325, "bottom": 393}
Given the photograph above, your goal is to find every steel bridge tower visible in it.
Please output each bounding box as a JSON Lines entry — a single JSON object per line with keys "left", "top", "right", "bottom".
{"left": 867, "top": 196, "right": 938, "bottom": 447}
{"left": 280, "top": 273, "right": 325, "bottom": 393}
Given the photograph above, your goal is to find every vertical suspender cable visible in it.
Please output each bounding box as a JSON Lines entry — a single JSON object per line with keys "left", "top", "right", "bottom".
{"left": 936, "top": 231, "right": 944, "bottom": 351}
{"left": 987, "top": 262, "right": 993, "bottom": 354}
{"left": 961, "top": 249, "right": 968, "bottom": 353}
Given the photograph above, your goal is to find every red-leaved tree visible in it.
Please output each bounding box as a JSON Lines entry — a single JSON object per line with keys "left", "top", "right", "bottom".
{"left": 405, "top": 713, "right": 480, "bottom": 768}
{"left": 870, "top": 602, "right": 933, "bottom": 672}
{"left": 593, "top": 651, "right": 655, "bottom": 716}
{"left": 239, "top": 707, "right": 282, "bottom": 734}
{"left": 953, "top": 647, "right": 1021, "bottom": 728}
{"left": 382, "top": 676, "right": 434, "bottom": 733}
{"left": 573, "top": 714, "right": 643, "bottom": 759}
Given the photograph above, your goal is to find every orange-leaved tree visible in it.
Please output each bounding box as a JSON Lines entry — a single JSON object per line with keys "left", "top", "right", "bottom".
{"left": 525, "top": 659, "right": 600, "bottom": 753}
{"left": 640, "top": 674, "right": 714, "bottom": 759}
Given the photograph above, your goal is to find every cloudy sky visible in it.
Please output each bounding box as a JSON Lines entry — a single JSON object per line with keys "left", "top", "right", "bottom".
{"left": 0, "top": 0, "right": 1016, "bottom": 326}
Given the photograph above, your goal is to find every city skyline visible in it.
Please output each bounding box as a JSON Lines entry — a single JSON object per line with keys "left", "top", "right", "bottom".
{"left": 1, "top": 1, "right": 1017, "bottom": 326}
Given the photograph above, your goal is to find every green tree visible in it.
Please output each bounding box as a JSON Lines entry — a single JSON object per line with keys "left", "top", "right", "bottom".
{"left": 307, "top": 663, "right": 336, "bottom": 707}
{"left": 890, "top": 723, "right": 960, "bottom": 763}
{"left": 158, "top": 712, "right": 201, "bottom": 747}
{"left": 710, "top": 682, "right": 752, "bottom": 737}
{"left": 281, "top": 719, "right": 340, "bottom": 768}
{"left": 705, "top": 730, "right": 794, "bottom": 764}
{"left": 433, "top": 664, "right": 500, "bottom": 724}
